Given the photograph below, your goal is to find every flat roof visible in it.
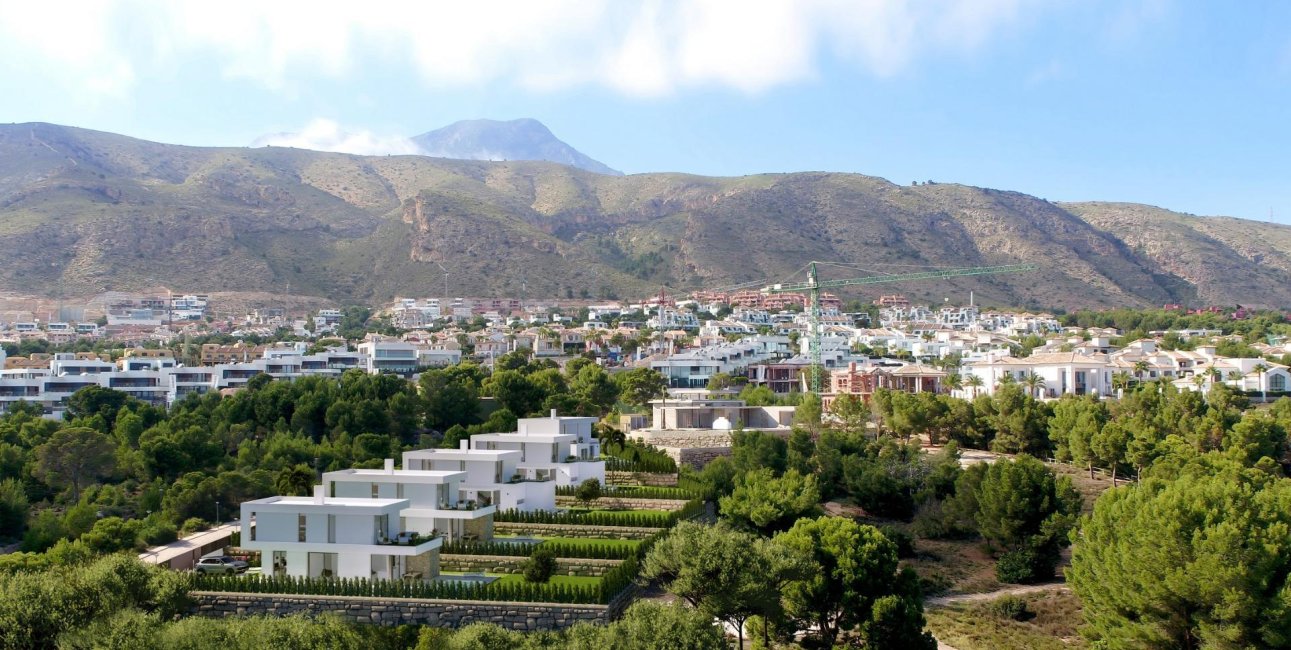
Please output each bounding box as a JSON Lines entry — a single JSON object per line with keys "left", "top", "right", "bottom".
{"left": 243, "top": 496, "right": 406, "bottom": 510}
{"left": 471, "top": 432, "right": 575, "bottom": 442}
{"left": 324, "top": 468, "right": 466, "bottom": 483}
{"left": 403, "top": 448, "right": 521, "bottom": 460}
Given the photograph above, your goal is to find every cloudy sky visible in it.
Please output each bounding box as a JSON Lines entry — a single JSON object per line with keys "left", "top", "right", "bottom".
{"left": 2, "top": 0, "right": 1289, "bottom": 222}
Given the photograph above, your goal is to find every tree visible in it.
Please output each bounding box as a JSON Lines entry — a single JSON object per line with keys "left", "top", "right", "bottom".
{"left": 775, "top": 516, "right": 935, "bottom": 649}
{"left": 641, "top": 522, "right": 809, "bottom": 649}
{"left": 965, "top": 374, "right": 985, "bottom": 399}
{"left": 1048, "top": 395, "right": 1107, "bottom": 479}
{"left": 522, "top": 546, "right": 557, "bottom": 583}
{"left": 573, "top": 478, "right": 602, "bottom": 508}
{"left": 483, "top": 370, "right": 545, "bottom": 417}
{"left": 987, "top": 384, "right": 1051, "bottom": 456}
{"left": 1022, "top": 372, "right": 1047, "bottom": 399}
{"left": 274, "top": 464, "right": 315, "bottom": 497}
{"left": 1090, "top": 421, "right": 1130, "bottom": 485}
{"left": 64, "top": 386, "right": 132, "bottom": 429}
{"left": 719, "top": 469, "right": 821, "bottom": 535}
{"left": 793, "top": 393, "right": 822, "bottom": 431}
{"left": 1070, "top": 467, "right": 1291, "bottom": 649}
{"left": 1254, "top": 362, "right": 1271, "bottom": 402}
{"left": 730, "top": 429, "right": 788, "bottom": 475}
{"left": 35, "top": 427, "right": 116, "bottom": 500}
{"left": 974, "top": 455, "right": 1081, "bottom": 582}
{"left": 599, "top": 601, "right": 728, "bottom": 650}
{"left": 613, "top": 368, "right": 668, "bottom": 409}
{"left": 569, "top": 364, "right": 619, "bottom": 416}
{"left": 828, "top": 394, "right": 871, "bottom": 436}
{"left": 0, "top": 478, "right": 28, "bottom": 540}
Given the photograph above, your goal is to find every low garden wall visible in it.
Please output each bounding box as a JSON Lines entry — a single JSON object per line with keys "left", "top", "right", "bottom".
{"left": 191, "top": 592, "right": 611, "bottom": 631}
{"left": 440, "top": 554, "right": 622, "bottom": 577}
{"left": 667, "top": 446, "right": 732, "bottom": 469}
{"left": 494, "top": 522, "right": 663, "bottom": 540}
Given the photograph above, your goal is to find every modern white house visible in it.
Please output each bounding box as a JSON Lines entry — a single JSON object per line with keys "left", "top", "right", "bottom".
{"left": 239, "top": 486, "right": 442, "bottom": 580}
{"left": 469, "top": 412, "right": 605, "bottom": 487}
{"left": 963, "top": 352, "right": 1117, "bottom": 399}
{"left": 323, "top": 459, "right": 496, "bottom": 541}
{"left": 402, "top": 447, "right": 556, "bottom": 512}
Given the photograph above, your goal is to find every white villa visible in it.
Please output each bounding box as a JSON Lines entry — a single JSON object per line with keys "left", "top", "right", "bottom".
{"left": 469, "top": 412, "right": 605, "bottom": 487}
{"left": 401, "top": 447, "right": 556, "bottom": 512}
{"left": 962, "top": 352, "right": 1117, "bottom": 398}
{"left": 239, "top": 486, "right": 442, "bottom": 580}
{"left": 323, "top": 459, "right": 496, "bottom": 542}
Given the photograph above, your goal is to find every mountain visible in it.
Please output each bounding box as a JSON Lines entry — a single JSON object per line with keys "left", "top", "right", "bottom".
{"left": 411, "top": 119, "right": 622, "bottom": 175}
{"left": 2, "top": 122, "right": 1291, "bottom": 310}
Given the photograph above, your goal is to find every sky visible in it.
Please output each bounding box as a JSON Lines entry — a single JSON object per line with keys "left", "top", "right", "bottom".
{"left": 1, "top": 0, "right": 1289, "bottom": 223}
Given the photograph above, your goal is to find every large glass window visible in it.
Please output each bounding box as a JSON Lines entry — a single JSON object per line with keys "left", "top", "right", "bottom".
{"left": 298, "top": 514, "right": 307, "bottom": 542}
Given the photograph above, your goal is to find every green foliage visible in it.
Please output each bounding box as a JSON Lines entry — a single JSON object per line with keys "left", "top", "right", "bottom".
{"left": 441, "top": 539, "right": 639, "bottom": 560}
{"left": 641, "top": 522, "right": 808, "bottom": 648}
{"left": 493, "top": 500, "right": 702, "bottom": 528}
{"left": 0, "top": 477, "right": 28, "bottom": 539}
{"left": 34, "top": 426, "right": 116, "bottom": 500}
{"left": 719, "top": 469, "right": 821, "bottom": 535}
{"left": 572, "top": 478, "right": 602, "bottom": 507}
{"left": 985, "top": 595, "right": 1033, "bottom": 622}
{"left": 730, "top": 429, "right": 788, "bottom": 475}
{"left": 775, "top": 516, "right": 935, "bottom": 649}
{"left": 612, "top": 368, "right": 668, "bottom": 408}
{"left": 974, "top": 456, "right": 1081, "bottom": 582}
{"left": 554, "top": 484, "right": 699, "bottom": 500}
{"left": 1070, "top": 464, "right": 1291, "bottom": 649}
{"left": 604, "top": 440, "right": 677, "bottom": 473}
{"left": 522, "top": 546, "right": 558, "bottom": 583}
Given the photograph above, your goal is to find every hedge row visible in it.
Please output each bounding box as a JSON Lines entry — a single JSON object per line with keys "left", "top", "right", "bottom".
{"left": 554, "top": 484, "right": 699, "bottom": 500}
{"left": 441, "top": 539, "right": 636, "bottom": 560}
{"left": 189, "top": 570, "right": 626, "bottom": 604}
{"left": 605, "top": 455, "right": 676, "bottom": 474}
{"left": 494, "top": 508, "right": 674, "bottom": 528}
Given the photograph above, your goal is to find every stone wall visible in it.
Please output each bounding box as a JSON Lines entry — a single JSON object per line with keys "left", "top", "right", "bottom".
{"left": 191, "top": 592, "right": 610, "bottom": 630}
{"left": 440, "top": 554, "right": 623, "bottom": 577}
{"left": 494, "top": 522, "right": 662, "bottom": 540}
{"left": 669, "top": 446, "right": 733, "bottom": 469}
{"left": 554, "top": 496, "right": 690, "bottom": 511}
{"left": 605, "top": 471, "right": 677, "bottom": 487}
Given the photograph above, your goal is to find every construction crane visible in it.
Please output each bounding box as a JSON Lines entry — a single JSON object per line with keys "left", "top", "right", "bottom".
{"left": 762, "top": 262, "right": 1038, "bottom": 394}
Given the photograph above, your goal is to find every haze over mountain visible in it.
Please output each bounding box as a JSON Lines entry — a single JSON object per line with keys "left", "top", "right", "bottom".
{"left": 4, "top": 122, "right": 1291, "bottom": 310}
{"left": 411, "top": 119, "right": 622, "bottom": 176}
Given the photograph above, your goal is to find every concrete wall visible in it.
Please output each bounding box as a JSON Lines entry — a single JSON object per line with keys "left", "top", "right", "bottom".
{"left": 440, "top": 554, "right": 622, "bottom": 577}
{"left": 191, "top": 592, "right": 613, "bottom": 630}
{"left": 494, "top": 522, "right": 662, "bottom": 540}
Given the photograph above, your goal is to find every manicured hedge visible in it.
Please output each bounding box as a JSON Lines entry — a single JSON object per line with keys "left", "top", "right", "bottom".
{"left": 190, "top": 569, "right": 631, "bottom": 604}
{"left": 495, "top": 499, "right": 704, "bottom": 528}
{"left": 441, "top": 539, "right": 637, "bottom": 560}
{"left": 555, "top": 484, "right": 699, "bottom": 500}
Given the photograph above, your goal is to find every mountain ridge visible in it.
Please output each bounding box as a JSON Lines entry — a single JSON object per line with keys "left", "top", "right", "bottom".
{"left": 411, "top": 118, "right": 622, "bottom": 176}
{"left": 2, "top": 122, "right": 1290, "bottom": 310}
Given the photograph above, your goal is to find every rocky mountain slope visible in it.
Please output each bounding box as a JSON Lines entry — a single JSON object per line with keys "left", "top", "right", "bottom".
{"left": 3, "top": 122, "right": 1290, "bottom": 309}
{"left": 411, "top": 119, "right": 621, "bottom": 175}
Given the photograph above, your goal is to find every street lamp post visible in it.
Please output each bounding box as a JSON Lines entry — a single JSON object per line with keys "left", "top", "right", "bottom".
{"left": 215, "top": 500, "right": 221, "bottom": 525}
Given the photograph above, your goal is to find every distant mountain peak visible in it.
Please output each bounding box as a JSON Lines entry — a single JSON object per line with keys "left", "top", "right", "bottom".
{"left": 411, "top": 118, "right": 622, "bottom": 175}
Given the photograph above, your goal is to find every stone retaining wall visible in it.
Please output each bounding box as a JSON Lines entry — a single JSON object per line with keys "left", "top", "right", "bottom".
{"left": 191, "top": 592, "right": 610, "bottom": 631}
{"left": 494, "top": 522, "right": 662, "bottom": 540}
{"left": 441, "top": 554, "right": 623, "bottom": 577}
{"left": 554, "top": 496, "right": 690, "bottom": 511}
{"left": 605, "top": 471, "right": 677, "bottom": 487}
{"left": 668, "top": 446, "right": 733, "bottom": 469}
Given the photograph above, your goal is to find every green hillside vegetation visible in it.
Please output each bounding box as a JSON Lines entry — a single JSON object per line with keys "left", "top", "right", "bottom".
{"left": 4, "top": 123, "right": 1291, "bottom": 307}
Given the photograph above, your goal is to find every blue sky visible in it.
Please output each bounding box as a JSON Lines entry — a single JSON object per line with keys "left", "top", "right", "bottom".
{"left": 2, "top": 0, "right": 1289, "bottom": 222}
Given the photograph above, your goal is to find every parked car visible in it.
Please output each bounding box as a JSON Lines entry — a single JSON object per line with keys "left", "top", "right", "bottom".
{"left": 195, "top": 556, "right": 249, "bottom": 574}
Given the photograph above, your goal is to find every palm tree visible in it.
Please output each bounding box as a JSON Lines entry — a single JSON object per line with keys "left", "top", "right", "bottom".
{"left": 1192, "top": 374, "right": 1207, "bottom": 393}
{"left": 944, "top": 372, "right": 963, "bottom": 396}
{"left": 1111, "top": 371, "right": 1131, "bottom": 396}
{"left": 1227, "top": 370, "right": 1243, "bottom": 387}
{"left": 1254, "top": 363, "right": 1271, "bottom": 402}
{"left": 1133, "top": 360, "right": 1150, "bottom": 384}
{"left": 1206, "top": 367, "right": 1222, "bottom": 391}
{"left": 1022, "top": 372, "right": 1046, "bottom": 399}
{"left": 965, "top": 375, "right": 984, "bottom": 399}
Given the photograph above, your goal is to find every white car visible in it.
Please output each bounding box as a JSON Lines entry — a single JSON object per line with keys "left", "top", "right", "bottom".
{"left": 195, "top": 556, "right": 249, "bottom": 574}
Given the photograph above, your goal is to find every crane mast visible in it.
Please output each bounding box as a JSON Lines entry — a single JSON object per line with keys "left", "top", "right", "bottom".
{"left": 764, "top": 262, "right": 1038, "bottom": 394}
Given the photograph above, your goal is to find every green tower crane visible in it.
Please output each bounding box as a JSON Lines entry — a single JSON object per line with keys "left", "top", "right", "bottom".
{"left": 762, "top": 262, "right": 1038, "bottom": 394}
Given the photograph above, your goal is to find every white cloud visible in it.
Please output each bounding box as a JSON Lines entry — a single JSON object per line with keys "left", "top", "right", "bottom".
{"left": 250, "top": 119, "right": 423, "bottom": 156}
{"left": 0, "top": 0, "right": 1026, "bottom": 100}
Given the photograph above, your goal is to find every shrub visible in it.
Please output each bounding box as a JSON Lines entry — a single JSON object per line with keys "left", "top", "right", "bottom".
{"left": 878, "top": 525, "right": 915, "bottom": 559}
{"left": 985, "top": 595, "right": 1033, "bottom": 621}
{"left": 178, "top": 518, "right": 210, "bottom": 536}
{"left": 523, "top": 547, "right": 558, "bottom": 583}
{"left": 994, "top": 547, "right": 1051, "bottom": 584}
{"left": 574, "top": 479, "right": 602, "bottom": 507}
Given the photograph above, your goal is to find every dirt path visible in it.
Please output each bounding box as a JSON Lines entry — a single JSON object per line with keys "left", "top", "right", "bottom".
{"left": 926, "top": 581, "right": 1069, "bottom": 608}
{"left": 927, "top": 582, "right": 1069, "bottom": 650}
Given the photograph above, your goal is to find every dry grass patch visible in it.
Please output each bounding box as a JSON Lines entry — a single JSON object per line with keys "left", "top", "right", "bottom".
{"left": 906, "top": 538, "right": 1003, "bottom": 596}
{"left": 927, "top": 589, "right": 1085, "bottom": 650}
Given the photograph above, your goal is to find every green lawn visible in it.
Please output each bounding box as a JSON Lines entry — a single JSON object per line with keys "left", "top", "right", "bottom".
{"left": 563, "top": 507, "right": 672, "bottom": 516}
{"left": 490, "top": 574, "right": 602, "bottom": 588}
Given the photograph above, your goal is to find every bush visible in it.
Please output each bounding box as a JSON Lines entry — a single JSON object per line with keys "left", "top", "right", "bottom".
{"left": 994, "top": 545, "right": 1057, "bottom": 584}
{"left": 178, "top": 518, "right": 210, "bottom": 536}
{"left": 878, "top": 525, "right": 915, "bottom": 559}
{"left": 573, "top": 479, "right": 602, "bottom": 507}
{"left": 441, "top": 539, "right": 638, "bottom": 560}
{"left": 494, "top": 500, "right": 703, "bottom": 528}
{"left": 522, "top": 547, "right": 558, "bottom": 583}
{"left": 985, "top": 595, "right": 1033, "bottom": 621}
